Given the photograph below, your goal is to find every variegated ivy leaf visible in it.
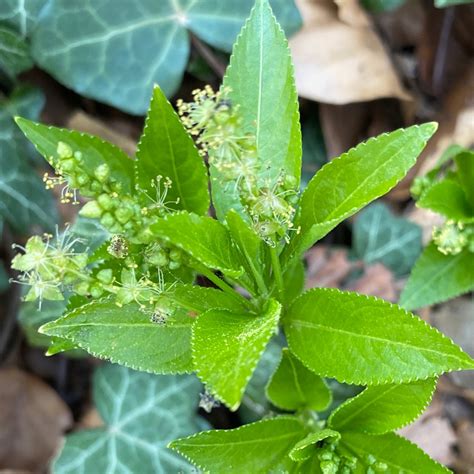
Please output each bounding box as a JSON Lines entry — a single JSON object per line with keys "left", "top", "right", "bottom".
{"left": 328, "top": 378, "right": 437, "bottom": 434}
{"left": 169, "top": 416, "right": 308, "bottom": 473}
{"left": 0, "top": 0, "right": 46, "bottom": 37}
{"left": 284, "top": 288, "right": 474, "bottom": 385}
{"left": 0, "top": 25, "right": 32, "bottom": 78}
{"left": 53, "top": 364, "right": 206, "bottom": 474}
{"left": 213, "top": 0, "right": 302, "bottom": 221}
{"left": 30, "top": 0, "right": 301, "bottom": 114}
{"left": 400, "top": 242, "right": 474, "bottom": 311}
{"left": 192, "top": 299, "right": 281, "bottom": 410}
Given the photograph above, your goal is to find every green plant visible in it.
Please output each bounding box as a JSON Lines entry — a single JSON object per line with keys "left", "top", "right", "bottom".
{"left": 11, "top": 1, "right": 474, "bottom": 471}
{"left": 400, "top": 146, "right": 474, "bottom": 310}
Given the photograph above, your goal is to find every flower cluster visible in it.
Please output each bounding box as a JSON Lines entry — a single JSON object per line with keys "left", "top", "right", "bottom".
{"left": 315, "top": 441, "right": 361, "bottom": 474}
{"left": 178, "top": 86, "right": 298, "bottom": 246}
{"left": 432, "top": 220, "right": 474, "bottom": 255}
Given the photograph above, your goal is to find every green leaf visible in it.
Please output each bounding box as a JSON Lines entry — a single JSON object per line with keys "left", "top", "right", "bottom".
{"left": 192, "top": 299, "right": 281, "bottom": 410}
{"left": 53, "top": 364, "right": 204, "bottom": 473}
{"left": 226, "top": 209, "right": 266, "bottom": 294}
{"left": 283, "top": 124, "right": 437, "bottom": 264}
{"left": 0, "top": 87, "right": 57, "bottom": 232}
{"left": 285, "top": 288, "right": 474, "bottom": 385}
{"left": 150, "top": 212, "right": 244, "bottom": 278}
{"left": 170, "top": 284, "right": 248, "bottom": 314}
{"left": 169, "top": 416, "right": 308, "bottom": 473}
{"left": 40, "top": 299, "right": 195, "bottom": 374}
{"left": 281, "top": 257, "right": 305, "bottom": 306}
{"left": 289, "top": 429, "right": 340, "bottom": 461}
{"left": 328, "top": 378, "right": 436, "bottom": 434}
{"left": 266, "top": 348, "right": 331, "bottom": 411}
{"left": 239, "top": 337, "right": 284, "bottom": 423}
{"left": 417, "top": 180, "right": 473, "bottom": 221}
{"left": 361, "top": 0, "right": 407, "bottom": 12}
{"left": 0, "top": 25, "right": 32, "bottom": 78}
{"left": 15, "top": 117, "right": 135, "bottom": 196}
{"left": 455, "top": 151, "right": 474, "bottom": 208}
{"left": 31, "top": 0, "right": 301, "bottom": 114}
{"left": 69, "top": 216, "right": 109, "bottom": 253}
{"left": 435, "top": 0, "right": 473, "bottom": 7}
{"left": 0, "top": 0, "right": 45, "bottom": 37}
{"left": 135, "top": 85, "right": 209, "bottom": 215}
{"left": 46, "top": 337, "right": 80, "bottom": 356}
{"left": 339, "top": 432, "right": 449, "bottom": 473}
{"left": 353, "top": 202, "right": 422, "bottom": 276}
{"left": 212, "top": 0, "right": 301, "bottom": 220}
{"left": 400, "top": 242, "right": 474, "bottom": 310}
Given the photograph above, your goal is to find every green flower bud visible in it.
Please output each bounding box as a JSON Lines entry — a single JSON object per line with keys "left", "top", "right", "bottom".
{"left": 60, "top": 158, "right": 76, "bottom": 172}
{"left": 80, "top": 200, "right": 103, "bottom": 219}
{"left": 74, "top": 281, "right": 90, "bottom": 296}
{"left": 100, "top": 212, "right": 115, "bottom": 229}
{"left": 115, "top": 207, "right": 134, "bottom": 224}
{"left": 96, "top": 268, "right": 113, "bottom": 284}
{"left": 433, "top": 221, "right": 467, "bottom": 255}
{"left": 77, "top": 174, "right": 90, "bottom": 187}
{"left": 90, "top": 284, "right": 104, "bottom": 298}
{"left": 320, "top": 460, "right": 339, "bottom": 474}
{"left": 374, "top": 462, "right": 388, "bottom": 472}
{"left": 57, "top": 141, "right": 73, "bottom": 159}
{"left": 91, "top": 181, "right": 103, "bottom": 193}
{"left": 410, "top": 176, "right": 432, "bottom": 199}
{"left": 97, "top": 193, "right": 114, "bottom": 210}
{"left": 169, "top": 249, "right": 182, "bottom": 262}
{"left": 169, "top": 260, "right": 181, "bottom": 270}
{"left": 94, "top": 163, "right": 110, "bottom": 183}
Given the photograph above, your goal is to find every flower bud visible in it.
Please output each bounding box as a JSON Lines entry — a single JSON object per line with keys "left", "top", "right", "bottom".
{"left": 57, "top": 141, "right": 73, "bottom": 159}
{"left": 96, "top": 268, "right": 113, "bottom": 284}
{"left": 100, "top": 212, "right": 115, "bottom": 229}
{"left": 97, "top": 193, "right": 114, "bottom": 210}
{"left": 94, "top": 163, "right": 110, "bottom": 183}
{"left": 80, "top": 200, "right": 103, "bottom": 219}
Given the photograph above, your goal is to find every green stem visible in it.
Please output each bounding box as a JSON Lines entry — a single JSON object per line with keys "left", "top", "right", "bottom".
{"left": 269, "top": 246, "right": 284, "bottom": 300}
{"left": 242, "top": 247, "right": 268, "bottom": 296}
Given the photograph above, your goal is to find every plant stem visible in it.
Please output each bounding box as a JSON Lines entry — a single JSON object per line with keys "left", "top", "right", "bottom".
{"left": 242, "top": 246, "right": 268, "bottom": 296}
{"left": 269, "top": 246, "right": 284, "bottom": 300}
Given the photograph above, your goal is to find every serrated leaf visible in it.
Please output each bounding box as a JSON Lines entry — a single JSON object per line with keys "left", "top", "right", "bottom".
{"left": 53, "top": 364, "right": 204, "bottom": 474}
{"left": 40, "top": 299, "right": 195, "bottom": 374}
{"left": 328, "top": 378, "right": 436, "bottom": 434}
{"left": 400, "top": 242, "right": 474, "bottom": 310}
{"left": 339, "top": 432, "right": 449, "bottom": 473}
{"left": 150, "top": 212, "right": 244, "bottom": 278}
{"left": 0, "top": 87, "right": 57, "bottom": 232}
{"left": 455, "top": 150, "right": 474, "bottom": 208}
{"left": 285, "top": 288, "right": 474, "bottom": 385}
{"left": 289, "top": 429, "right": 340, "bottom": 461}
{"left": 266, "top": 348, "right": 331, "bottom": 411}
{"left": 135, "top": 86, "right": 209, "bottom": 215}
{"left": 15, "top": 117, "right": 135, "bottom": 196}
{"left": 169, "top": 416, "right": 307, "bottom": 473}
{"left": 30, "top": 0, "right": 301, "bottom": 114}
{"left": 283, "top": 124, "right": 437, "bottom": 265}
{"left": 192, "top": 299, "right": 281, "bottom": 410}
{"left": 281, "top": 257, "right": 305, "bottom": 306}
{"left": 171, "top": 284, "right": 248, "bottom": 314}
{"left": 226, "top": 209, "right": 266, "bottom": 294}
{"left": 46, "top": 337, "right": 80, "bottom": 356}
{"left": 240, "top": 337, "right": 284, "bottom": 423}
{"left": 353, "top": 202, "right": 422, "bottom": 276}
{"left": 0, "top": 0, "right": 45, "bottom": 37}
{"left": 417, "top": 180, "right": 473, "bottom": 221}
{"left": 0, "top": 25, "right": 32, "bottom": 78}
{"left": 212, "top": 0, "right": 301, "bottom": 220}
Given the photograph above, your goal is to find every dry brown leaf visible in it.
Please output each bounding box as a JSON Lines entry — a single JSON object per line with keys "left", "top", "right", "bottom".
{"left": 290, "top": 0, "right": 410, "bottom": 104}
{"left": 0, "top": 369, "right": 72, "bottom": 471}
{"left": 305, "top": 245, "right": 355, "bottom": 288}
{"left": 67, "top": 111, "right": 137, "bottom": 156}
{"left": 346, "top": 263, "right": 397, "bottom": 301}
{"left": 399, "top": 404, "right": 456, "bottom": 466}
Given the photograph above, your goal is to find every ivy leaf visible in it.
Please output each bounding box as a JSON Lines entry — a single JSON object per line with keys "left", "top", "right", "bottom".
{"left": 0, "top": 86, "right": 57, "bottom": 232}
{"left": 15, "top": 117, "right": 135, "bottom": 196}
{"left": 212, "top": 0, "right": 301, "bottom": 220}
{"left": 53, "top": 364, "right": 204, "bottom": 474}
{"left": 400, "top": 242, "right": 474, "bottom": 310}
{"left": 69, "top": 216, "right": 109, "bottom": 253}
{"left": 417, "top": 180, "right": 473, "bottom": 221}
{"left": 40, "top": 299, "right": 195, "bottom": 374}
{"left": 339, "top": 432, "right": 449, "bottom": 473}
{"left": 328, "top": 378, "right": 436, "bottom": 434}
{"left": 289, "top": 429, "right": 340, "bottom": 461}
{"left": 455, "top": 151, "right": 474, "bottom": 208}
{"left": 150, "top": 212, "right": 244, "bottom": 278}
{"left": 239, "top": 337, "right": 284, "bottom": 423}
{"left": 169, "top": 416, "right": 307, "bottom": 473}
{"left": 435, "top": 0, "right": 472, "bottom": 6}
{"left": 30, "top": 0, "right": 301, "bottom": 114}
{"left": 0, "top": 25, "right": 32, "bottom": 78}
{"left": 135, "top": 85, "right": 209, "bottom": 215}
{"left": 192, "top": 299, "right": 281, "bottom": 410}
{"left": 0, "top": 0, "right": 45, "bottom": 37}
{"left": 284, "top": 288, "right": 474, "bottom": 385}
{"left": 266, "top": 348, "right": 332, "bottom": 411}
{"left": 283, "top": 124, "right": 437, "bottom": 265}
{"left": 352, "top": 202, "right": 422, "bottom": 276}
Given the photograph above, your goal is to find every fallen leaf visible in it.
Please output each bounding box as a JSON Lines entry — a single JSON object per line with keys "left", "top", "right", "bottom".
{"left": 305, "top": 245, "right": 355, "bottom": 288}
{"left": 290, "top": 0, "right": 410, "bottom": 104}
{"left": 0, "top": 368, "right": 72, "bottom": 471}
{"left": 346, "top": 263, "right": 397, "bottom": 301}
